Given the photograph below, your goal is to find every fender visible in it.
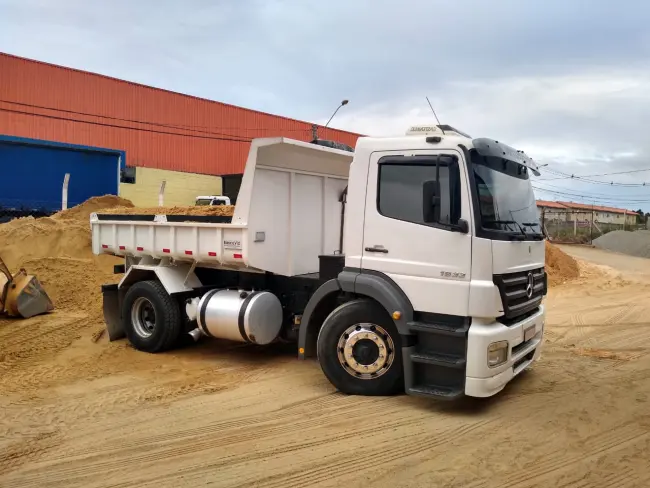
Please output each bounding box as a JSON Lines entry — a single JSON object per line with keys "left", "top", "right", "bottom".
{"left": 298, "top": 279, "right": 341, "bottom": 358}
{"left": 298, "top": 269, "right": 414, "bottom": 359}
{"left": 339, "top": 268, "right": 414, "bottom": 335}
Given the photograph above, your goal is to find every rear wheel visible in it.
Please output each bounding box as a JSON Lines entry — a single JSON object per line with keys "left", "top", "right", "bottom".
{"left": 123, "top": 280, "right": 182, "bottom": 353}
{"left": 317, "top": 299, "right": 404, "bottom": 396}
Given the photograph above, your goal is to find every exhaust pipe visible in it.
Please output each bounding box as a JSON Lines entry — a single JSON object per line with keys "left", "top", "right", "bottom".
{"left": 188, "top": 328, "right": 203, "bottom": 342}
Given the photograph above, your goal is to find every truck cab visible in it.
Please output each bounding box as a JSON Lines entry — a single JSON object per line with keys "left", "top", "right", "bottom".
{"left": 300, "top": 125, "right": 546, "bottom": 398}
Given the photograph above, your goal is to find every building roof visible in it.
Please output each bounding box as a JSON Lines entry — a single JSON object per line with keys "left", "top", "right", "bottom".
{"left": 0, "top": 52, "right": 362, "bottom": 176}
{"left": 558, "top": 202, "right": 638, "bottom": 215}
{"left": 537, "top": 200, "right": 638, "bottom": 216}
{"left": 536, "top": 200, "right": 569, "bottom": 210}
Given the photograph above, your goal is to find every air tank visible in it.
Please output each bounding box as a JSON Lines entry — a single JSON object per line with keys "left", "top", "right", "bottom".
{"left": 196, "top": 289, "right": 283, "bottom": 345}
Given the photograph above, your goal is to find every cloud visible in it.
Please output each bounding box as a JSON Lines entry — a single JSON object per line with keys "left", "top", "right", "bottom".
{"left": 2, "top": 0, "right": 650, "bottom": 208}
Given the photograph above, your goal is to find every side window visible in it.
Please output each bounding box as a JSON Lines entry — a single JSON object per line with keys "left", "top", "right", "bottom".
{"left": 378, "top": 156, "right": 461, "bottom": 227}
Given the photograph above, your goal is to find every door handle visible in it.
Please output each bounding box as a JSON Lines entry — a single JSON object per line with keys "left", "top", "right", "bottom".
{"left": 365, "top": 246, "right": 388, "bottom": 253}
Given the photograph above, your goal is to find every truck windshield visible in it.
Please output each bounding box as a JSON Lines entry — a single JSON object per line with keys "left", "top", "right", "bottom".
{"left": 195, "top": 199, "right": 212, "bottom": 206}
{"left": 470, "top": 150, "right": 541, "bottom": 239}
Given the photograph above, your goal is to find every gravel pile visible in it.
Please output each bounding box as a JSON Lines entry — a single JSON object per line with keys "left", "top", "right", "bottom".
{"left": 593, "top": 230, "right": 650, "bottom": 258}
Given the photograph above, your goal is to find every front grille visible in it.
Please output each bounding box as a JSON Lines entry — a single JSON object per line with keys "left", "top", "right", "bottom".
{"left": 494, "top": 268, "right": 545, "bottom": 321}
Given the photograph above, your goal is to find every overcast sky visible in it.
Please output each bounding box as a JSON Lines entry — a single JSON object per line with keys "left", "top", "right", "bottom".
{"left": 2, "top": 0, "right": 650, "bottom": 210}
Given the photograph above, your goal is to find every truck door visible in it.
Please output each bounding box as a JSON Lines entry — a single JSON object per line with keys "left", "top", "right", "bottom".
{"left": 361, "top": 150, "right": 472, "bottom": 317}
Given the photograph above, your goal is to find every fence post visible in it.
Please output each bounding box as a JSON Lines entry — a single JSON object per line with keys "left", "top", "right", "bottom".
{"left": 61, "top": 173, "right": 70, "bottom": 210}
{"left": 158, "top": 180, "right": 166, "bottom": 207}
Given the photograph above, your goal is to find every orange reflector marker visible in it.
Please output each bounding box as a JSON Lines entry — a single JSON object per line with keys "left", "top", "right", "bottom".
{"left": 392, "top": 311, "right": 402, "bottom": 320}
{"left": 299, "top": 347, "right": 305, "bottom": 354}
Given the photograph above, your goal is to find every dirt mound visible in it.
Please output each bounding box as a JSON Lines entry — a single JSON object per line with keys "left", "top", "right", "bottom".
{"left": 98, "top": 205, "right": 234, "bottom": 216}
{"left": 0, "top": 197, "right": 128, "bottom": 310}
{"left": 52, "top": 195, "right": 134, "bottom": 222}
{"left": 20, "top": 256, "right": 117, "bottom": 317}
{"left": 546, "top": 241, "right": 580, "bottom": 286}
{"left": 593, "top": 229, "right": 650, "bottom": 258}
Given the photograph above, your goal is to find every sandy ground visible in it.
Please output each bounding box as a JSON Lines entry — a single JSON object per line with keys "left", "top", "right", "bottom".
{"left": 2, "top": 248, "right": 650, "bottom": 487}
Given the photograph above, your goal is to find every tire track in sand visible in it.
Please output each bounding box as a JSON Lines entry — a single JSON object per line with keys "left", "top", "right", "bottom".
{"left": 228, "top": 418, "right": 497, "bottom": 488}
{"left": 493, "top": 421, "right": 649, "bottom": 488}
{"left": 11, "top": 395, "right": 400, "bottom": 485}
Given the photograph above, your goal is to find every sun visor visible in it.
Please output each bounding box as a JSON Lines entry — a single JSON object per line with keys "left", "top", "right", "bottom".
{"left": 472, "top": 138, "right": 540, "bottom": 176}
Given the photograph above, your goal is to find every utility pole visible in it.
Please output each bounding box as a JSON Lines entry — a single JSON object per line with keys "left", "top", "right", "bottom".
{"left": 311, "top": 124, "right": 318, "bottom": 141}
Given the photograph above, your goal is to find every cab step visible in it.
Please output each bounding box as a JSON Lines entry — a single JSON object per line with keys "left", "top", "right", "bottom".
{"left": 407, "top": 320, "right": 468, "bottom": 337}
{"left": 410, "top": 351, "right": 466, "bottom": 369}
{"left": 407, "top": 385, "right": 464, "bottom": 400}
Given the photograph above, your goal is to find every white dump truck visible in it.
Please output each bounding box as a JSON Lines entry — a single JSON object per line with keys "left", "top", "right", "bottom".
{"left": 93, "top": 126, "right": 546, "bottom": 399}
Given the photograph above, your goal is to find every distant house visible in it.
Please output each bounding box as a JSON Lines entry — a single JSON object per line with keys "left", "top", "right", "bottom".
{"left": 536, "top": 200, "right": 569, "bottom": 222}
{"left": 536, "top": 200, "right": 638, "bottom": 227}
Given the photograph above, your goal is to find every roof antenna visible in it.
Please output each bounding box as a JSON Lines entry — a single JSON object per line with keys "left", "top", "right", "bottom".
{"left": 426, "top": 96, "right": 445, "bottom": 135}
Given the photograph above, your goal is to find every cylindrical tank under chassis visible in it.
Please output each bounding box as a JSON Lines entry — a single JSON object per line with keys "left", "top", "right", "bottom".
{"left": 196, "top": 289, "right": 283, "bottom": 345}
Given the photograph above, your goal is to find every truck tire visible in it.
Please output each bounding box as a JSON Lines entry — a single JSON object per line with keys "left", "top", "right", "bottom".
{"left": 122, "top": 280, "right": 182, "bottom": 353}
{"left": 317, "top": 299, "right": 403, "bottom": 396}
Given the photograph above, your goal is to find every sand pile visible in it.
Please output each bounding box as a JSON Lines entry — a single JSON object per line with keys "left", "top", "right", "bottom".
{"left": 545, "top": 241, "right": 580, "bottom": 286}
{"left": 0, "top": 196, "right": 129, "bottom": 317}
{"left": 53, "top": 195, "right": 134, "bottom": 222}
{"left": 593, "top": 230, "right": 650, "bottom": 258}
{"left": 99, "top": 205, "right": 234, "bottom": 216}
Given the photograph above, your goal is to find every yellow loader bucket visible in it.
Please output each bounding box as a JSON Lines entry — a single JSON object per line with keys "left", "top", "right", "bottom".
{"left": 0, "top": 257, "right": 54, "bottom": 319}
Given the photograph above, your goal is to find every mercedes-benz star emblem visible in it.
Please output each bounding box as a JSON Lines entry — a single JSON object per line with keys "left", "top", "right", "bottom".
{"left": 525, "top": 272, "right": 534, "bottom": 299}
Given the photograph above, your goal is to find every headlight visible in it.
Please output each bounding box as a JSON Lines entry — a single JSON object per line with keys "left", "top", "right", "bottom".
{"left": 487, "top": 341, "right": 509, "bottom": 367}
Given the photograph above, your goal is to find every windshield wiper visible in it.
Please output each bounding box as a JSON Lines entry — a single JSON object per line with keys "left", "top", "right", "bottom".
{"left": 510, "top": 220, "right": 529, "bottom": 239}
{"left": 484, "top": 218, "right": 534, "bottom": 241}
{"left": 521, "top": 222, "right": 545, "bottom": 240}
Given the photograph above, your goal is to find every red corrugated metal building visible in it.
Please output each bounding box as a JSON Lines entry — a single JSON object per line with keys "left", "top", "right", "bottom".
{"left": 0, "top": 53, "right": 362, "bottom": 176}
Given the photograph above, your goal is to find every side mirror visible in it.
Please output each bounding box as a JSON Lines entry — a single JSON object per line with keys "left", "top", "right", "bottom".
{"left": 422, "top": 179, "right": 441, "bottom": 223}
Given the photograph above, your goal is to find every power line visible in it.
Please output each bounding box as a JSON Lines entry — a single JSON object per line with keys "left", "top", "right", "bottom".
{"left": 537, "top": 167, "right": 650, "bottom": 181}
{"left": 0, "top": 99, "right": 312, "bottom": 140}
{"left": 533, "top": 181, "right": 650, "bottom": 200}
{"left": 533, "top": 186, "right": 649, "bottom": 202}
{"left": 532, "top": 185, "right": 650, "bottom": 204}
{"left": 0, "top": 107, "right": 253, "bottom": 143}
{"left": 535, "top": 166, "right": 650, "bottom": 187}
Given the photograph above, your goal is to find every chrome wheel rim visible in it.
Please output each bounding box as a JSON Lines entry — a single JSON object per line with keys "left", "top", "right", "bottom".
{"left": 337, "top": 323, "right": 395, "bottom": 379}
{"left": 131, "top": 297, "right": 156, "bottom": 338}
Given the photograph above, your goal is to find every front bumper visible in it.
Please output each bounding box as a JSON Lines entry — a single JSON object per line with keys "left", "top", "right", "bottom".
{"left": 464, "top": 305, "right": 545, "bottom": 398}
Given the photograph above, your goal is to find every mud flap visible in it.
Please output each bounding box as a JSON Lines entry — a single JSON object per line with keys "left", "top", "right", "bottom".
{"left": 102, "top": 284, "right": 125, "bottom": 341}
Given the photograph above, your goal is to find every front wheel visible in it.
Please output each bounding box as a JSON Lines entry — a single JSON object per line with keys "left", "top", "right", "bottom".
{"left": 122, "top": 280, "right": 182, "bottom": 353}
{"left": 317, "top": 299, "right": 404, "bottom": 396}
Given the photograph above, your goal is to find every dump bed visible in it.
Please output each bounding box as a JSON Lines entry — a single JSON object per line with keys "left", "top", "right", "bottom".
{"left": 91, "top": 138, "right": 354, "bottom": 276}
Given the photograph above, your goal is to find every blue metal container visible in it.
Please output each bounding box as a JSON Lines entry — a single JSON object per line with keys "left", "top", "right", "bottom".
{"left": 0, "top": 135, "right": 125, "bottom": 213}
